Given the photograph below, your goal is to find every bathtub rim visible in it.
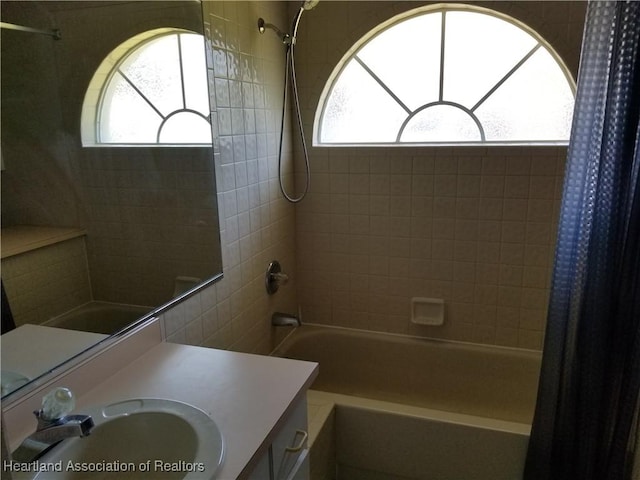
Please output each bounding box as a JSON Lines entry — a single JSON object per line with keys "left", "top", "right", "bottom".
{"left": 273, "top": 323, "right": 539, "bottom": 434}
{"left": 43, "top": 300, "right": 153, "bottom": 326}
{"left": 271, "top": 322, "right": 544, "bottom": 359}
{"left": 308, "top": 388, "right": 531, "bottom": 438}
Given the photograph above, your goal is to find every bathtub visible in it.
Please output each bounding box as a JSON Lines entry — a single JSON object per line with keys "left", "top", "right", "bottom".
{"left": 43, "top": 301, "right": 151, "bottom": 335}
{"left": 272, "top": 325, "right": 542, "bottom": 479}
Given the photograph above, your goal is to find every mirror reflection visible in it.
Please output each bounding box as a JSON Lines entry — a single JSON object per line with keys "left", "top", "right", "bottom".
{"left": 1, "top": 1, "right": 222, "bottom": 398}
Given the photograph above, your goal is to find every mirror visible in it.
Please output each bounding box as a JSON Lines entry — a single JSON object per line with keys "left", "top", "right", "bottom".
{"left": 0, "top": 1, "right": 222, "bottom": 399}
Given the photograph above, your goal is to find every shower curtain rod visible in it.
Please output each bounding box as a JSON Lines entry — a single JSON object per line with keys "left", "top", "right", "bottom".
{"left": 0, "top": 21, "right": 61, "bottom": 40}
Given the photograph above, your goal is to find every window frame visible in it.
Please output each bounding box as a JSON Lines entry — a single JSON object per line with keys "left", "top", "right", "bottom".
{"left": 81, "top": 28, "right": 212, "bottom": 147}
{"left": 313, "top": 3, "right": 577, "bottom": 147}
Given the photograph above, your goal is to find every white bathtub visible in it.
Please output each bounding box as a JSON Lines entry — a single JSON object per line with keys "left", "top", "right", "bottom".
{"left": 272, "top": 325, "right": 542, "bottom": 480}
{"left": 43, "top": 301, "right": 151, "bottom": 335}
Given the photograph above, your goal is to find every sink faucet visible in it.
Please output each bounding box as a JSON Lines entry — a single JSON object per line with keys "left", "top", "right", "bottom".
{"left": 272, "top": 312, "right": 301, "bottom": 327}
{"left": 12, "top": 387, "right": 94, "bottom": 463}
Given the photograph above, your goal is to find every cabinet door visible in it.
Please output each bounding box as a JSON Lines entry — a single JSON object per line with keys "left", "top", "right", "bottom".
{"left": 272, "top": 395, "right": 309, "bottom": 480}
{"left": 246, "top": 449, "right": 272, "bottom": 480}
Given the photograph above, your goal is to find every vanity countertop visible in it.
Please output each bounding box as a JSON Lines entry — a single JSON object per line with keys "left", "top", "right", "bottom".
{"left": 74, "top": 342, "right": 318, "bottom": 480}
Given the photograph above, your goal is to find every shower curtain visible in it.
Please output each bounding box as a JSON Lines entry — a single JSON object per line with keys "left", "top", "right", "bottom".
{"left": 524, "top": 2, "right": 640, "bottom": 480}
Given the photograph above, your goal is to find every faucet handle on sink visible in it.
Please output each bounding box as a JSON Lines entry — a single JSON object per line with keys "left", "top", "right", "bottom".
{"left": 38, "top": 387, "right": 75, "bottom": 423}
{"left": 12, "top": 387, "right": 94, "bottom": 463}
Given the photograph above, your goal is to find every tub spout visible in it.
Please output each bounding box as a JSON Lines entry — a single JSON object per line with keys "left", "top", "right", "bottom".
{"left": 272, "top": 312, "right": 301, "bottom": 327}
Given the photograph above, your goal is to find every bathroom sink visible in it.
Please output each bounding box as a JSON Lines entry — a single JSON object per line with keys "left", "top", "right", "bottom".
{"left": 15, "top": 398, "right": 224, "bottom": 479}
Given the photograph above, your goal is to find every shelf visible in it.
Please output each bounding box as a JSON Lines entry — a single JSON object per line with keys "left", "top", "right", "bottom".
{"left": 1, "top": 225, "right": 87, "bottom": 259}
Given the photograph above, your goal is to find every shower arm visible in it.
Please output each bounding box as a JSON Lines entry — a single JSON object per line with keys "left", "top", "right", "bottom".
{"left": 258, "top": 0, "right": 312, "bottom": 45}
{"left": 0, "top": 21, "right": 61, "bottom": 40}
{"left": 257, "top": 18, "right": 292, "bottom": 45}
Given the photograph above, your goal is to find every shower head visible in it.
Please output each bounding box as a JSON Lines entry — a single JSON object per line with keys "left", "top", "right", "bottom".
{"left": 290, "top": 0, "right": 319, "bottom": 41}
{"left": 302, "top": 0, "right": 320, "bottom": 10}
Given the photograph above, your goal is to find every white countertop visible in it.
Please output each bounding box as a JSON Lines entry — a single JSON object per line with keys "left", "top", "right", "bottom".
{"left": 74, "top": 342, "right": 318, "bottom": 480}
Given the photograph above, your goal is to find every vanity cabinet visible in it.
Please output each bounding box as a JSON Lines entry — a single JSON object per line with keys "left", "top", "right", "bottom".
{"left": 248, "top": 394, "right": 309, "bottom": 480}
{"left": 2, "top": 338, "right": 318, "bottom": 480}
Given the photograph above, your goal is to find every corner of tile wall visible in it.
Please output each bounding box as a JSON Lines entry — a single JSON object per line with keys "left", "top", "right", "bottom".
{"left": 162, "top": 1, "right": 298, "bottom": 355}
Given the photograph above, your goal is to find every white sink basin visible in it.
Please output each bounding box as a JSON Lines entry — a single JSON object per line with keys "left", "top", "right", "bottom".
{"left": 18, "top": 398, "right": 224, "bottom": 479}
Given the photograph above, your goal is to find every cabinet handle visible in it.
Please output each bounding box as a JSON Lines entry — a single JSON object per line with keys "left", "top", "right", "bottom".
{"left": 284, "top": 430, "right": 308, "bottom": 453}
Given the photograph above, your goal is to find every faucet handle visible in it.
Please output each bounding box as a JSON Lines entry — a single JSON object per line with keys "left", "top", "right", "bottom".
{"left": 270, "top": 272, "right": 289, "bottom": 284}
{"left": 265, "top": 260, "right": 290, "bottom": 295}
{"left": 39, "top": 387, "right": 75, "bottom": 422}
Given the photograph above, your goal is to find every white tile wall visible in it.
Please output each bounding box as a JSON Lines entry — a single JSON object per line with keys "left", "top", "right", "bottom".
{"left": 2, "top": 239, "right": 92, "bottom": 327}
{"left": 296, "top": 147, "right": 564, "bottom": 349}
{"left": 162, "top": 1, "right": 298, "bottom": 354}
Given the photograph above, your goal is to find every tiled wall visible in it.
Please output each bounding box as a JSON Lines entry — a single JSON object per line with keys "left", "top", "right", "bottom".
{"left": 0, "top": 0, "right": 587, "bottom": 354}
{"left": 160, "top": 1, "right": 299, "bottom": 354}
{"left": 296, "top": 147, "right": 564, "bottom": 349}
{"left": 53, "top": 2, "right": 221, "bottom": 309}
{"left": 2, "top": 238, "right": 91, "bottom": 327}
{"left": 1, "top": 0, "right": 294, "bottom": 354}
{"left": 75, "top": 147, "right": 220, "bottom": 308}
{"left": 1, "top": 2, "right": 221, "bottom": 318}
{"left": 292, "top": 1, "right": 587, "bottom": 350}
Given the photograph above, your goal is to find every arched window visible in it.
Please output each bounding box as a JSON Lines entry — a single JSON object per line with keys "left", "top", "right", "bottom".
{"left": 314, "top": 4, "right": 575, "bottom": 146}
{"left": 81, "top": 29, "right": 211, "bottom": 146}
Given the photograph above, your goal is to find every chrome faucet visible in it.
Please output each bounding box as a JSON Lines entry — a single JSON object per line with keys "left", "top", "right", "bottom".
{"left": 12, "top": 388, "right": 94, "bottom": 463}
{"left": 272, "top": 312, "right": 301, "bottom": 327}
